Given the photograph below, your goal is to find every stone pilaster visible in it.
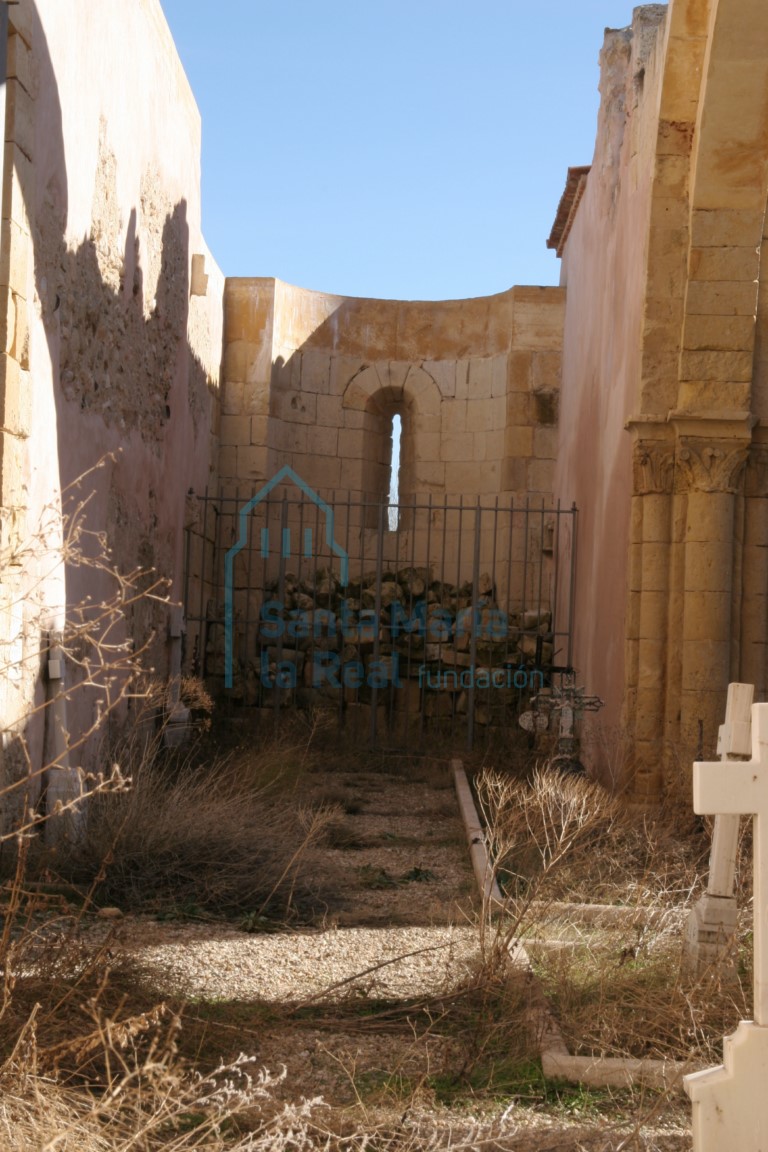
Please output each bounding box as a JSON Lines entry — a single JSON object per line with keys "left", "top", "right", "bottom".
{"left": 626, "top": 437, "right": 675, "bottom": 798}
{"left": 740, "top": 448, "right": 768, "bottom": 700}
{"left": 675, "top": 438, "right": 749, "bottom": 760}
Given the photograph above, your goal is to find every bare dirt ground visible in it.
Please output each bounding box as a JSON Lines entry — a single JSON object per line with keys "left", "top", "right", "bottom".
{"left": 84, "top": 756, "right": 694, "bottom": 1151}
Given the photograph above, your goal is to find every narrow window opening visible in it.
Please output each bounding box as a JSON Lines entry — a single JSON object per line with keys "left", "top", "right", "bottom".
{"left": 388, "top": 413, "right": 401, "bottom": 530}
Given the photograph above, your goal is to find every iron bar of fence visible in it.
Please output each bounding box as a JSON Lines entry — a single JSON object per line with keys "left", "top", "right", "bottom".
{"left": 182, "top": 491, "right": 578, "bottom": 750}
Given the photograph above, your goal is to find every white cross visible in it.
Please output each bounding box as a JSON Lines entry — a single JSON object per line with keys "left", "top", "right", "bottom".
{"left": 693, "top": 702, "right": 768, "bottom": 1022}
{"left": 685, "top": 703, "right": 768, "bottom": 1150}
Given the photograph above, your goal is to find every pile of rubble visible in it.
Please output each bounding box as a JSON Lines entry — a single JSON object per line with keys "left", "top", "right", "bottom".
{"left": 211, "top": 565, "right": 554, "bottom": 730}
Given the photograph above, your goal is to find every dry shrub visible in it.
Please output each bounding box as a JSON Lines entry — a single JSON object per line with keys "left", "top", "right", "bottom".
{"left": 59, "top": 735, "right": 342, "bottom": 922}
{"left": 475, "top": 762, "right": 753, "bottom": 1069}
{"left": 538, "top": 931, "right": 751, "bottom": 1065}
{"left": 478, "top": 765, "right": 706, "bottom": 905}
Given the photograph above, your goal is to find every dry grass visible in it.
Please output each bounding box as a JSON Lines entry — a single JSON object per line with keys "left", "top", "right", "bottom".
{"left": 48, "top": 731, "right": 344, "bottom": 923}
{"left": 475, "top": 764, "right": 751, "bottom": 1073}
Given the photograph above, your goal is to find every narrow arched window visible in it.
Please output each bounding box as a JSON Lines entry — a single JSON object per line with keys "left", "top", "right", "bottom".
{"left": 388, "top": 414, "right": 401, "bottom": 531}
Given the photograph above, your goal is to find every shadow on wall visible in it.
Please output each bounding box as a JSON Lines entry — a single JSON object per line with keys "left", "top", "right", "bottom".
{"left": 3, "top": 3, "right": 219, "bottom": 799}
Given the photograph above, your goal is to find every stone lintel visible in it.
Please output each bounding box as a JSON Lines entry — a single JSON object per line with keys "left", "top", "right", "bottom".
{"left": 668, "top": 409, "right": 757, "bottom": 440}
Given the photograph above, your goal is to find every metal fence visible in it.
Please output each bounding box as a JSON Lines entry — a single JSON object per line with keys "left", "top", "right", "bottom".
{"left": 183, "top": 487, "right": 577, "bottom": 751}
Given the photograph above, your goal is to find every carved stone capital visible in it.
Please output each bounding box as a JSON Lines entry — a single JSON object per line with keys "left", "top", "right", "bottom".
{"left": 675, "top": 440, "right": 749, "bottom": 495}
{"left": 633, "top": 441, "right": 675, "bottom": 495}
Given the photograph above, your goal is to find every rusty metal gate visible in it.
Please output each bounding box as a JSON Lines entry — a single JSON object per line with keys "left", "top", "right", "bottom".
{"left": 183, "top": 480, "right": 577, "bottom": 751}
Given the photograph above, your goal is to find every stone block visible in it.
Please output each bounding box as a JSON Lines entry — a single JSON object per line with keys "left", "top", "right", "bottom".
{"left": 338, "top": 427, "right": 365, "bottom": 460}
{"left": 683, "top": 591, "right": 732, "bottom": 642}
{"left": 501, "top": 457, "right": 528, "bottom": 492}
{"left": 270, "top": 389, "right": 317, "bottom": 425}
{"left": 684, "top": 543, "right": 732, "bottom": 592}
{"left": 686, "top": 492, "right": 737, "bottom": 544}
{"left": 512, "top": 292, "right": 565, "bottom": 350}
{"left": 471, "top": 432, "right": 488, "bottom": 461}
{"left": 330, "top": 355, "right": 365, "bottom": 397}
{"left": 299, "top": 453, "right": 343, "bottom": 490}
{"left": 0, "top": 290, "right": 14, "bottom": 363}
{"left": 440, "top": 433, "right": 473, "bottom": 463}
{"left": 455, "top": 360, "right": 470, "bottom": 400}
{"left": 645, "top": 231, "right": 689, "bottom": 298}
{"left": 0, "top": 353, "right": 28, "bottom": 437}
{"left": 650, "top": 194, "right": 689, "bottom": 231}
{"left": 413, "top": 461, "right": 446, "bottom": 490}
{"left": 656, "top": 119, "right": 694, "bottom": 158}
{"left": 485, "top": 429, "right": 505, "bottom": 460}
{"left": 638, "top": 639, "right": 666, "bottom": 689}
{"left": 680, "top": 349, "right": 754, "bottom": 382}
{"left": 244, "top": 382, "right": 270, "bottom": 417}
{"left": 638, "top": 590, "right": 669, "bottom": 636}
{"left": 7, "top": 34, "right": 32, "bottom": 95}
{"left": 221, "top": 380, "right": 243, "bottom": 415}
{"left": 6, "top": 79, "right": 33, "bottom": 162}
{"left": 491, "top": 354, "right": 508, "bottom": 398}
{"left": 533, "top": 391, "right": 558, "bottom": 425}
{"left": 625, "top": 638, "right": 639, "bottom": 686}
{"left": 691, "top": 208, "right": 765, "bottom": 249}
{"left": 305, "top": 426, "right": 339, "bottom": 456}
{"left": 533, "top": 427, "right": 558, "bottom": 460}
{"left": 237, "top": 446, "right": 267, "bottom": 483}
{"left": 305, "top": 455, "right": 342, "bottom": 490}
{"left": 468, "top": 357, "right": 493, "bottom": 399}
{"left": 2, "top": 144, "right": 31, "bottom": 237}
{"left": 504, "top": 426, "right": 533, "bottom": 458}
{"left": 654, "top": 153, "right": 690, "bottom": 196}
{"left": 219, "top": 414, "right": 252, "bottom": 446}
{"left": 224, "top": 283, "right": 275, "bottom": 343}
{"left": 527, "top": 458, "right": 554, "bottom": 493}
{"left": 339, "top": 457, "right": 363, "bottom": 490}
{"left": 317, "top": 395, "right": 341, "bottom": 427}
{"left": 507, "top": 351, "right": 532, "bottom": 392}
{"left": 301, "top": 349, "right": 332, "bottom": 394}
{"left": 683, "top": 314, "right": 756, "bottom": 352}
{"left": 441, "top": 399, "right": 467, "bottom": 435}
{"left": 445, "top": 461, "right": 493, "bottom": 494}
{"left": 250, "top": 416, "right": 268, "bottom": 446}
{"left": 223, "top": 341, "right": 248, "bottom": 384}
{"left": 506, "top": 391, "right": 531, "bottom": 423}
{"left": 686, "top": 281, "right": 758, "bottom": 317}
{"left": 531, "top": 351, "right": 562, "bottom": 392}
{"left": 681, "top": 641, "right": 729, "bottom": 691}
{"left": 628, "top": 543, "right": 643, "bottom": 592}
{"left": 689, "top": 246, "right": 761, "bottom": 284}
{"left": 218, "top": 445, "right": 238, "bottom": 479}
{"left": 0, "top": 218, "right": 28, "bottom": 295}
{"left": 272, "top": 422, "right": 308, "bottom": 455}
{"left": 626, "top": 588, "right": 641, "bottom": 638}
{"left": 422, "top": 359, "right": 456, "bottom": 398}
{"left": 677, "top": 381, "right": 750, "bottom": 410}
{"left": 466, "top": 399, "right": 498, "bottom": 433}
{"left": 641, "top": 494, "right": 672, "bottom": 543}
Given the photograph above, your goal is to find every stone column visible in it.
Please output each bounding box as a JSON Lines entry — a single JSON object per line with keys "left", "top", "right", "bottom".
{"left": 628, "top": 439, "right": 675, "bottom": 798}
{"left": 677, "top": 440, "right": 749, "bottom": 760}
{"left": 740, "top": 448, "right": 768, "bottom": 699}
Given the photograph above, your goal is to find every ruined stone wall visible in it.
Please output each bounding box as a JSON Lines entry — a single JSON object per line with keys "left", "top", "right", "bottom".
{"left": 553, "top": 7, "right": 669, "bottom": 786}
{"left": 0, "top": 0, "right": 224, "bottom": 807}
{"left": 213, "top": 280, "right": 567, "bottom": 723}
{"left": 220, "top": 279, "right": 564, "bottom": 505}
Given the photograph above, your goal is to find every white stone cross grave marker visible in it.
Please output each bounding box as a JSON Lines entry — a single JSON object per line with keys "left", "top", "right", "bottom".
{"left": 683, "top": 682, "right": 753, "bottom": 975}
{"left": 685, "top": 702, "right": 768, "bottom": 1150}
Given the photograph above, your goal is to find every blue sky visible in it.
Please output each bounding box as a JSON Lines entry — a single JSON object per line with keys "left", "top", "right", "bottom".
{"left": 160, "top": 0, "right": 650, "bottom": 300}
